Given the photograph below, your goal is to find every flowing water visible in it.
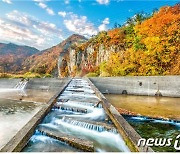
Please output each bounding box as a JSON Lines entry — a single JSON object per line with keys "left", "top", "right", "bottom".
{"left": 0, "top": 98, "right": 45, "bottom": 149}
{"left": 23, "top": 79, "right": 130, "bottom": 152}
{"left": 0, "top": 80, "right": 57, "bottom": 150}
{"left": 24, "top": 130, "right": 82, "bottom": 152}
{"left": 14, "top": 80, "right": 28, "bottom": 90}
{"left": 105, "top": 94, "right": 180, "bottom": 152}
{"left": 124, "top": 115, "right": 180, "bottom": 152}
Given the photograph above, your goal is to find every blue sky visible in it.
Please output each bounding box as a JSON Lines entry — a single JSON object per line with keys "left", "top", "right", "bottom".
{"left": 0, "top": 0, "right": 178, "bottom": 50}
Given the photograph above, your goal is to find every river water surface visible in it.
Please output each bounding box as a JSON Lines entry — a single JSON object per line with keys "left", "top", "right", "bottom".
{"left": 105, "top": 94, "right": 180, "bottom": 120}
{"left": 105, "top": 94, "right": 180, "bottom": 152}
{"left": 0, "top": 88, "right": 56, "bottom": 150}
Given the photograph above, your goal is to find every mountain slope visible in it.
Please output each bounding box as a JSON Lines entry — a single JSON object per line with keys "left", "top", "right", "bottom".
{"left": 0, "top": 4, "right": 179, "bottom": 77}
{"left": 0, "top": 43, "right": 39, "bottom": 56}
{"left": 0, "top": 43, "right": 39, "bottom": 73}
{"left": 58, "top": 4, "right": 180, "bottom": 77}
{"left": 22, "top": 34, "right": 87, "bottom": 76}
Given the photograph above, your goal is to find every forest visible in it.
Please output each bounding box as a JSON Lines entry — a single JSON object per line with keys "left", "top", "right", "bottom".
{"left": 0, "top": 4, "right": 179, "bottom": 78}
{"left": 74, "top": 4, "right": 180, "bottom": 77}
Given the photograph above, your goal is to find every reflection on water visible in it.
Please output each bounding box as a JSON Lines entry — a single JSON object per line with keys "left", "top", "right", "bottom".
{"left": 105, "top": 94, "right": 180, "bottom": 120}
{"left": 0, "top": 88, "right": 57, "bottom": 150}
{"left": 124, "top": 115, "right": 180, "bottom": 152}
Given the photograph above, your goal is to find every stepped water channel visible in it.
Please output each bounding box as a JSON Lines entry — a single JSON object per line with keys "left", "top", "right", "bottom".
{"left": 1, "top": 77, "right": 179, "bottom": 152}
{"left": 22, "top": 79, "right": 130, "bottom": 152}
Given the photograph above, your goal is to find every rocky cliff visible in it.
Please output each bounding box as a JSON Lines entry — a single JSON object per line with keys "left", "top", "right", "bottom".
{"left": 23, "top": 34, "right": 87, "bottom": 77}
{"left": 58, "top": 29, "right": 126, "bottom": 77}
{"left": 0, "top": 4, "right": 179, "bottom": 77}
{"left": 58, "top": 4, "right": 180, "bottom": 77}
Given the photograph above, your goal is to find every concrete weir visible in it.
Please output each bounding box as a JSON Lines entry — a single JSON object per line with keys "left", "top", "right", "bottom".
{"left": 0, "top": 78, "right": 71, "bottom": 152}
{"left": 0, "top": 78, "right": 153, "bottom": 152}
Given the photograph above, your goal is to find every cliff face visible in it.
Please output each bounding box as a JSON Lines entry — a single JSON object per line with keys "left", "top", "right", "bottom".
{"left": 59, "top": 40, "right": 124, "bottom": 77}
{"left": 56, "top": 34, "right": 87, "bottom": 77}
{"left": 58, "top": 29, "right": 126, "bottom": 77}
{"left": 23, "top": 34, "right": 87, "bottom": 77}
{"left": 59, "top": 4, "right": 180, "bottom": 77}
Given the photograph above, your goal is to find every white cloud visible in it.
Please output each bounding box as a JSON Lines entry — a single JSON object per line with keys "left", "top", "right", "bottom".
{"left": 96, "top": 0, "right": 109, "bottom": 5}
{"left": 98, "top": 17, "right": 109, "bottom": 31}
{"left": 64, "top": 0, "right": 69, "bottom": 4}
{"left": 62, "top": 11, "right": 111, "bottom": 37}
{"left": 128, "top": 9, "right": 133, "bottom": 12}
{"left": 35, "top": 1, "right": 55, "bottom": 15}
{"left": 103, "top": 17, "right": 110, "bottom": 24}
{"left": 63, "top": 12, "right": 97, "bottom": 37}
{"left": 58, "top": 11, "right": 67, "bottom": 17}
{"left": 2, "top": 0, "right": 12, "bottom": 4}
{"left": 38, "top": 2, "right": 47, "bottom": 9}
{"left": 46, "top": 8, "right": 55, "bottom": 15}
{"left": 33, "top": 0, "right": 43, "bottom": 2}
{"left": 0, "top": 10, "right": 63, "bottom": 49}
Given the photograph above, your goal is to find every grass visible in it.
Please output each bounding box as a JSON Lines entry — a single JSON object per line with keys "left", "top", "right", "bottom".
{"left": 85, "top": 72, "right": 99, "bottom": 77}
{"left": 0, "top": 72, "right": 52, "bottom": 79}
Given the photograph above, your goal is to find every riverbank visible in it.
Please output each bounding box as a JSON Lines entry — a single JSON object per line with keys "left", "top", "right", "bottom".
{"left": 0, "top": 73, "right": 52, "bottom": 79}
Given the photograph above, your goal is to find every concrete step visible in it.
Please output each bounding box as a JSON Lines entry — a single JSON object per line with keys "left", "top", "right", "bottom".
{"left": 62, "top": 117, "right": 117, "bottom": 133}
{"left": 37, "top": 127, "right": 94, "bottom": 152}
{"left": 58, "top": 96, "right": 99, "bottom": 104}
{"left": 53, "top": 104, "right": 88, "bottom": 113}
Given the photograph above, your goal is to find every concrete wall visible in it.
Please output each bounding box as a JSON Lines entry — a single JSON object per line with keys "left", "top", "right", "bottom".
{"left": 0, "top": 78, "right": 70, "bottom": 90}
{"left": 89, "top": 76, "right": 180, "bottom": 97}
{"left": 0, "top": 79, "right": 21, "bottom": 88}
{"left": 26, "top": 78, "right": 71, "bottom": 90}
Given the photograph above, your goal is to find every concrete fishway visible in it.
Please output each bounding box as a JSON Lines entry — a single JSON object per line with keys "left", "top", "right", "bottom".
{"left": 22, "top": 78, "right": 131, "bottom": 152}
{"left": 0, "top": 78, "right": 153, "bottom": 152}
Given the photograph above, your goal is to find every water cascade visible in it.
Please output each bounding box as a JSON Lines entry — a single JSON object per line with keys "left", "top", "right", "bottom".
{"left": 14, "top": 80, "right": 28, "bottom": 90}
{"left": 0, "top": 79, "right": 28, "bottom": 94}
{"left": 23, "top": 78, "right": 130, "bottom": 152}
{"left": 60, "top": 117, "right": 117, "bottom": 133}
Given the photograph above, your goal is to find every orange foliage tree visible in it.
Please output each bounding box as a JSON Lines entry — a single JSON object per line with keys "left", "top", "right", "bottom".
{"left": 99, "top": 4, "right": 180, "bottom": 76}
